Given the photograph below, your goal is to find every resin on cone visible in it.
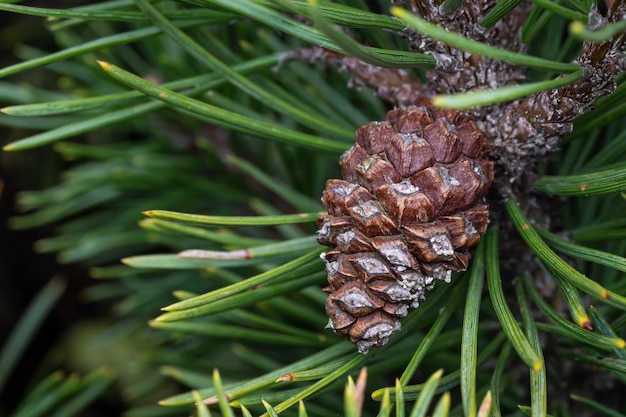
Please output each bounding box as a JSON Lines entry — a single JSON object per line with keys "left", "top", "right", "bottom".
{"left": 317, "top": 98, "right": 494, "bottom": 353}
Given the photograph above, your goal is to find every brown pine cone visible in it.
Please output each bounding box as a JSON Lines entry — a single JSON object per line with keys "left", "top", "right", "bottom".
{"left": 317, "top": 98, "right": 494, "bottom": 353}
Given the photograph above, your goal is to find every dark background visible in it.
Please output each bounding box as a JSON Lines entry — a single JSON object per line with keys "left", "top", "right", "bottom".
{"left": 0, "top": 5, "right": 119, "bottom": 414}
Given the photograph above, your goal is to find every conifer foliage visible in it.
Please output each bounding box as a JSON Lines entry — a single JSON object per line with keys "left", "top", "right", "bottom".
{"left": 1, "top": 1, "right": 625, "bottom": 416}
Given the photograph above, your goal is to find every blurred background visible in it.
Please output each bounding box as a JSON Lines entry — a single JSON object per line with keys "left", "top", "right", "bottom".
{"left": 1, "top": 4, "right": 120, "bottom": 414}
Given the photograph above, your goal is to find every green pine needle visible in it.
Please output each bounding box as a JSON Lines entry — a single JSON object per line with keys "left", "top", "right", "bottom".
{"left": 143, "top": 210, "right": 321, "bottom": 226}
{"left": 0, "top": 277, "right": 66, "bottom": 391}
{"left": 533, "top": 163, "right": 626, "bottom": 196}
{"left": 308, "top": 0, "right": 436, "bottom": 69}
{"left": 484, "top": 228, "right": 543, "bottom": 373}
{"left": 570, "top": 393, "right": 625, "bottom": 417}
{"left": 506, "top": 198, "right": 626, "bottom": 311}
{"left": 408, "top": 370, "right": 443, "bottom": 417}
{"left": 525, "top": 279, "right": 626, "bottom": 351}
{"left": 461, "top": 241, "right": 486, "bottom": 417}
{"left": 97, "top": 61, "right": 348, "bottom": 152}
{"left": 480, "top": 0, "right": 522, "bottom": 28}
{"left": 0, "top": 21, "right": 205, "bottom": 80}
{"left": 516, "top": 280, "right": 547, "bottom": 417}
{"left": 528, "top": 0, "right": 588, "bottom": 22}
{"left": 136, "top": 0, "right": 353, "bottom": 139}
{"left": 433, "top": 70, "right": 583, "bottom": 109}
{"left": 157, "top": 249, "right": 321, "bottom": 311}
{"left": 570, "top": 19, "right": 626, "bottom": 41}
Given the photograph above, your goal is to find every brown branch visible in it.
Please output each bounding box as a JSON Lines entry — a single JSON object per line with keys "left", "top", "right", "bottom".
{"left": 294, "top": 1, "right": 624, "bottom": 186}
{"left": 401, "top": 0, "right": 625, "bottom": 184}
{"left": 291, "top": 47, "right": 425, "bottom": 107}
{"left": 491, "top": 1, "right": 626, "bottom": 183}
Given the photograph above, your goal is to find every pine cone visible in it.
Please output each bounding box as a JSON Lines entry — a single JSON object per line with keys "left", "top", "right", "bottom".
{"left": 317, "top": 98, "right": 494, "bottom": 353}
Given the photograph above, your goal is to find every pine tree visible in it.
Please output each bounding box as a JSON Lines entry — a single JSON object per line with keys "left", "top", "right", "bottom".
{"left": 1, "top": 1, "right": 625, "bottom": 416}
